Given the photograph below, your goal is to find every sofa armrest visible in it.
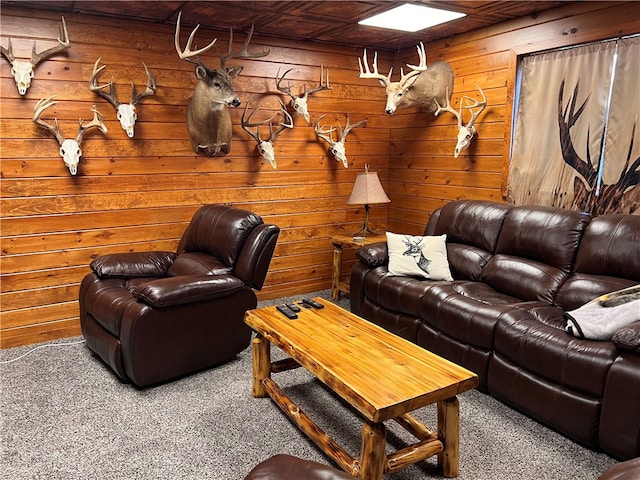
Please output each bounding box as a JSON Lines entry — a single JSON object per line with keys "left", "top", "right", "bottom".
{"left": 355, "top": 242, "right": 388, "bottom": 267}
{"left": 91, "top": 251, "right": 176, "bottom": 278}
{"left": 612, "top": 322, "right": 640, "bottom": 353}
{"left": 131, "top": 275, "right": 244, "bottom": 308}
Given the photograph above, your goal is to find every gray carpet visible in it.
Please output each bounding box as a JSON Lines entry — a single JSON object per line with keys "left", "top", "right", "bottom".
{"left": 1, "top": 290, "right": 617, "bottom": 479}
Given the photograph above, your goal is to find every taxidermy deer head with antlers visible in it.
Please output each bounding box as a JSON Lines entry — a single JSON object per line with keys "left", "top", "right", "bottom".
{"left": 314, "top": 114, "right": 367, "bottom": 168}
{"left": 434, "top": 86, "right": 487, "bottom": 157}
{"left": 1, "top": 16, "right": 70, "bottom": 95}
{"left": 89, "top": 58, "right": 157, "bottom": 138}
{"left": 174, "top": 12, "right": 270, "bottom": 156}
{"left": 241, "top": 96, "right": 293, "bottom": 169}
{"left": 276, "top": 65, "right": 331, "bottom": 123}
{"left": 32, "top": 96, "right": 108, "bottom": 175}
{"left": 358, "top": 42, "right": 454, "bottom": 115}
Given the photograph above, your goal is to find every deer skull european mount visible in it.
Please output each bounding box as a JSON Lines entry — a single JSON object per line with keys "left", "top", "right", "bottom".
{"left": 1, "top": 16, "right": 70, "bottom": 95}
{"left": 32, "top": 96, "right": 108, "bottom": 175}
{"left": 276, "top": 65, "right": 331, "bottom": 123}
{"left": 89, "top": 57, "right": 157, "bottom": 138}
{"left": 314, "top": 113, "right": 367, "bottom": 168}
{"left": 241, "top": 95, "right": 293, "bottom": 170}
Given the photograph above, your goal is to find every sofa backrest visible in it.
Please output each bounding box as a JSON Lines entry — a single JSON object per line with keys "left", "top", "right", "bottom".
{"left": 480, "top": 205, "right": 591, "bottom": 303}
{"left": 555, "top": 214, "right": 640, "bottom": 310}
{"left": 427, "top": 200, "right": 511, "bottom": 281}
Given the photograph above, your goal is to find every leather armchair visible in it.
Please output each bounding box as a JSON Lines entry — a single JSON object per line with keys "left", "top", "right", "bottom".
{"left": 79, "top": 204, "right": 280, "bottom": 387}
{"left": 244, "top": 455, "right": 357, "bottom": 480}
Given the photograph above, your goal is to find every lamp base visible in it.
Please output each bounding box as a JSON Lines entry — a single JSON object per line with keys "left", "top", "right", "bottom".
{"left": 352, "top": 224, "right": 380, "bottom": 238}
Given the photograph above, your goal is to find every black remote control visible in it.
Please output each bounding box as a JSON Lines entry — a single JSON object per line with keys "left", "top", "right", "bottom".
{"left": 286, "top": 303, "right": 301, "bottom": 312}
{"left": 276, "top": 304, "right": 298, "bottom": 319}
{"left": 302, "top": 298, "right": 324, "bottom": 309}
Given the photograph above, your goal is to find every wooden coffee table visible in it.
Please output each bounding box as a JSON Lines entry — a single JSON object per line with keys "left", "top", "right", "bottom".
{"left": 245, "top": 298, "right": 478, "bottom": 480}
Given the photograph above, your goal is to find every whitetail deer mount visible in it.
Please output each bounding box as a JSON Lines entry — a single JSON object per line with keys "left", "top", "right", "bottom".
{"left": 89, "top": 58, "right": 157, "bottom": 138}
{"left": 558, "top": 79, "right": 639, "bottom": 215}
{"left": 314, "top": 113, "right": 367, "bottom": 168}
{"left": 275, "top": 65, "right": 331, "bottom": 123}
{"left": 241, "top": 95, "right": 293, "bottom": 169}
{"left": 174, "top": 11, "right": 270, "bottom": 156}
{"left": 1, "top": 16, "right": 70, "bottom": 95}
{"left": 358, "top": 42, "right": 454, "bottom": 115}
{"left": 33, "top": 96, "right": 108, "bottom": 175}
{"left": 434, "top": 85, "right": 487, "bottom": 157}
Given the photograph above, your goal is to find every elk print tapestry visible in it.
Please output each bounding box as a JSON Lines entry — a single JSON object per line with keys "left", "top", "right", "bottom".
{"left": 509, "top": 36, "right": 640, "bottom": 215}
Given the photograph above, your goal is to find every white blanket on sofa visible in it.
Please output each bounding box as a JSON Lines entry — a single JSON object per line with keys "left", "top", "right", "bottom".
{"left": 564, "top": 285, "right": 640, "bottom": 340}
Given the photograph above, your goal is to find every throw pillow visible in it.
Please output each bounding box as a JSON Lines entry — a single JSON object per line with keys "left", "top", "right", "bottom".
{"left": 386, "top": 232, "right": 453, "bottom": 280}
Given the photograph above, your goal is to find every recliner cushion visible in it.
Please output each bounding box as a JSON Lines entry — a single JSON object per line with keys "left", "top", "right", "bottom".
{"left": 168, "top": 252, "right": 231, "bottom": 276}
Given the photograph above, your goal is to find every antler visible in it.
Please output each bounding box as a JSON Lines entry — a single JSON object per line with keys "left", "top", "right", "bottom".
{"left": 314, "top": 115, "right": 338, "bottom": 146}
{"left": 358, "top": 49, "right": 391, "bottom": 86}
{"left": 75, "top": 105, "right": 108, "bottom": 144}
{"left": 242, "top": 96, "right": 292, "bottom": 142}
{"left": 275, "top": 68, "right": 297, "bottom": 101}
{"left": 460, "top": 85, "right": 487, "bottom": 131}
{"left": 338, "top": 113, "right": 368, "bottom": 142}
{"left": 434, "top": 88, "right": 462, "bottom": 128}
{"left": 90, "top": 57, "right": 120, "bottom": 107}
{"left": 174, "top": 11, "right": 218, "bottom": 64}
{"left": 216, "top": 23, "right": 270, "bottom": 70}
{"left": 304, "top": 64, "right": 331, "bottom": 95}
{"left": 1, "top": 38, "right": 15, "bottom": 62}
{"left": 33, "top": 96, "right": 64, "bottom": 144}
{"left": 131, "top": 62, "right": 157, "bottom": 105}
{"left": 30, "top": 16, "right": 70, "bottom": 67}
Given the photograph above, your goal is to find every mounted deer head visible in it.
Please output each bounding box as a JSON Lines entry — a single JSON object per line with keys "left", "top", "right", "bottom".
{"left": 1, "top": 16, "right": 70, "bottom": 95}
{"left": 558, "top": 79, "right": 639, "bottom": 215}
{"left": 241, "top": 96, "right": 293, "bottom": 169}
{"left": 174, "top": 11, "right": 270, "bottom": 156}
{"left": 358, "top": 42, "right": 454, "bottom": 115}
{"left": 275, "top": 65, "right": 331, "bottom": 123}
{"left": 89, "top": 57, "right": 157, "bottom": 138}
{"left": 434, "top": 85, "right": 487, "bottom": 157}
{"left": 314, "top": 113, "right": 367, "bottom": 168}
{"left": 32, "top": 96, "right": 108, "bottom": 175}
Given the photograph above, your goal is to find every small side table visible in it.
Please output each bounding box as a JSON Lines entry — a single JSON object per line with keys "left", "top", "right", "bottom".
{"left": 330, "top": 234, "right": 386, "bottom": 301}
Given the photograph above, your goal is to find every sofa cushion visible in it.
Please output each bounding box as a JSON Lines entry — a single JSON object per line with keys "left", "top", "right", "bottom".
{"left": 481, "top": 205, "right": 590, "bottom": 302}
{"left": 386, "top": 232, "right": 453, "bottom": 280}
{"left": 555, "top": 214, "right": 640, "bottom": 310}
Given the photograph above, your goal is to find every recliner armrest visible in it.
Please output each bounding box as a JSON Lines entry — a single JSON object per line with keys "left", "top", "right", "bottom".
{"left": 131, "top": 275, "right": 244, "bottom": 308}
{"left": 612, "top": 322, "right": 640, "bottom": 353}
{"left": 91, "top": 251, "right": 176, "bottom": 278}
{"left": 355, "top": 242, "right": 388, "bottom": 267}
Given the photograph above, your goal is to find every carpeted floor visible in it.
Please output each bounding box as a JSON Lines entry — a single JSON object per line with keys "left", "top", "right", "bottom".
{"left": 1, "top": 290, "right": 617, "bottom": 479}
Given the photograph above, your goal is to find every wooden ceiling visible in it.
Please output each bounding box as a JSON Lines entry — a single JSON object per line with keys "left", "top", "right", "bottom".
{"left": 3, "top": 1, "right": 573, "bottom": 51}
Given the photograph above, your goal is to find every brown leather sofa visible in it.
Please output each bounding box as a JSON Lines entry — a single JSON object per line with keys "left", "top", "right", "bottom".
{"left": 598, "top": 458, "right": 640, "bottom": 480}
{"left": 79, "top": 204, "right": 280, "bottom": 388}
{"left": 350, "top": 200, "right": 640, "bottom": 460}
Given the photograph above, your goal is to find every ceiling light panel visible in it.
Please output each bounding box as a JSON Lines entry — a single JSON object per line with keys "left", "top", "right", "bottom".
{"left": 358, "top": 3, "right": 466, "bottom": 33}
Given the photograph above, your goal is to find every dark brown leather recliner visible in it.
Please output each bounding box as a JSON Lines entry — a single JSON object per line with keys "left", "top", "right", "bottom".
{"left": 79, "top": 204, "right": 280, "bottom": 388}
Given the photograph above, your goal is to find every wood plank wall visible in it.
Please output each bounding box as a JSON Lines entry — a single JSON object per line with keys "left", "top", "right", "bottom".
{"left": 386, "top": 1, "right": 640, "bottom": 233}
{"left": 0, "top": 7, "right": 393, "bottom": 348}
{"left": 1, "top": 3, "right": 638, "bottom": 348}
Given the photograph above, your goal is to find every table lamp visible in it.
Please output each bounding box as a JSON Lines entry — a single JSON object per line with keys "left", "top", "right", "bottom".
{"left": 347, "top": 164, "right": 390, "bottom": 238}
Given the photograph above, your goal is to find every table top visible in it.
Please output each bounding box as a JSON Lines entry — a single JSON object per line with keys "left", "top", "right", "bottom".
{"left": 330, "top": 233, "right": 386, "bottom": 248}
{"left": 245, "top": 298, "right": 478, "bottom": 422}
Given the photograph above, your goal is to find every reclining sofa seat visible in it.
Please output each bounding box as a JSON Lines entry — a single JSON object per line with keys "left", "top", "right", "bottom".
{"left": 350, "top": 199, "right": 640, "bottom": 460}
{"left": 79, "top": 204, "right": 280, "bottom": 388}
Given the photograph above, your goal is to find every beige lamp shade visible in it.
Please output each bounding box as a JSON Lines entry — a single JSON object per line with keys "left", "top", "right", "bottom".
{"left": 347, "top": 169, "right": 391, "bottom": 206}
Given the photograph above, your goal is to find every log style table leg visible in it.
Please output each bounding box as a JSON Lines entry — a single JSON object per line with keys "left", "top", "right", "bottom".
{"left": 251, "top": 334, "right": 270, "bottom": 398}
{"left": 437, "top": 396, "right": 460, "bottom": 478}
{"left": 331, "top": 242, "right": 344, "bottom": 301}
{"left": 359, "top": 420, "right": 387, "bottom": 480}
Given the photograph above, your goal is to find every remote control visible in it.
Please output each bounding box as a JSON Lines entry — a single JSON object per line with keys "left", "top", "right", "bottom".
{"left": 302, "top": 298, "right": 324, "bottom": 309}
{"left": 276, "top": 304, "right": 298, "bottom": 319}
{"left": 286, "top": 303, "right": 301, "bottom": 312}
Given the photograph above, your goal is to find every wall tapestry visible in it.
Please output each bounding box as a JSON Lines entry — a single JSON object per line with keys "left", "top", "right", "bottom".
{"left": 508, "top": 36, "right": 639, "bottom": 215}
